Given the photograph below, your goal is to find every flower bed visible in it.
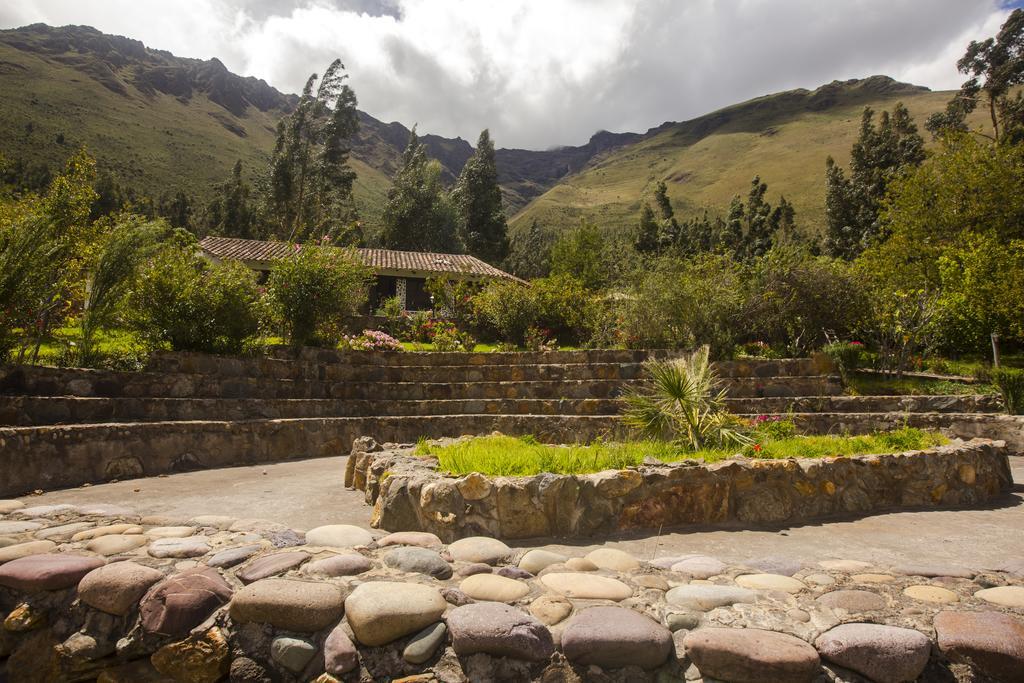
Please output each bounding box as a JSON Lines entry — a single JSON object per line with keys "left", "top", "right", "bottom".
{"left": 348, "top": 437, "right": 1012, "bottom": 541}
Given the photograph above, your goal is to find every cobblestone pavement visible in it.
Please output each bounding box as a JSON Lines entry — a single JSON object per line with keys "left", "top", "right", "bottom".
{"left": 21, "top": 455, "right": 1024, "bottom": 570}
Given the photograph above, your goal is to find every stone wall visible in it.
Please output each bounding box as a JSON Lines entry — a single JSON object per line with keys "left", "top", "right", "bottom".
{"left": 351, "top": 439, "right": 1013, "bottom": 541}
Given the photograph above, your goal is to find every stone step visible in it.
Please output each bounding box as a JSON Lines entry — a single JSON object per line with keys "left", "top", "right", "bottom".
{"left": 726, "top": 394, "right": 1003, "bottom": 415}
{"left": 0, "top": 414, "right": 621, "bottom": 496}
{"left": 767, "top": 411, "right": 1024, "bottom": 454}
{"left": 0, "top": 364, "right": 841, "bottom": 400}
{"left": 146, "top": 350, "right": 827, "bottom": 381}
{"left": 0, "top": 396, "right": 623, "bottom": 426}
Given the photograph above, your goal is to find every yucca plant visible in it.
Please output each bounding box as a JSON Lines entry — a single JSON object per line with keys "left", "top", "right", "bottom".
{"left": 622, "top": 345, "right": 752, "bottom": 450}
{"left": 991, "top": 367, "right": 1024, "bottom": 415}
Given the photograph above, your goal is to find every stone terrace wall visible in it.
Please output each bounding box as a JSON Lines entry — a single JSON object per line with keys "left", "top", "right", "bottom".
{"left": 352, "top": 439, "right": 1012, "bottom": 542}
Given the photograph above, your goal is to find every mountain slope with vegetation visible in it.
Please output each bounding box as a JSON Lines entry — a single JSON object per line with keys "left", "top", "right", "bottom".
{"left": 510, "top": 76, "right": 995, "bottom": 238}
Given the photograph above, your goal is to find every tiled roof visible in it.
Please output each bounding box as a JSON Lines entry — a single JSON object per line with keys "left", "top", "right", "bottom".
{"left": 198, "top": 236, "right": 523, "bottom": 282}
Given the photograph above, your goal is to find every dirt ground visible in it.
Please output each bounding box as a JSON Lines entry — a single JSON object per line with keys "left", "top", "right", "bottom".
{"left": 24, "top": 455, "right": 1024, "bottom": 568}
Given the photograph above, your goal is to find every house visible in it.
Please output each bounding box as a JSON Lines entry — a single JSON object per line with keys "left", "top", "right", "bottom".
{"left": 198, "top": 236, "right": 524, "bottom": 311}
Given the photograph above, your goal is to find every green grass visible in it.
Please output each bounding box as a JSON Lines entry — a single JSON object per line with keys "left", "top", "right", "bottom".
{"left": 414, "top": 428, "right": 948, "bottom": 476}
{"left": 847, "top": 372, "right": 997, "bottom": 397}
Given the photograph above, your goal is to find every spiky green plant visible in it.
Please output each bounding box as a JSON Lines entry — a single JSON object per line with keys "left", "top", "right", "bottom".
{"left": 622, "top": 345, "right": 752, "bottom": 450}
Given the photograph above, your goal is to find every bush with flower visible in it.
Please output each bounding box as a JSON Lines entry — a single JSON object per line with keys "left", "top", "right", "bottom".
{"left": 341, "top": 329, "right": 403, "bottom": 352}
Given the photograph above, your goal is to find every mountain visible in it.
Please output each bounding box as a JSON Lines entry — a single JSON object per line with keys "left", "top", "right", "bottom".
{"left": 509, "top": 77, "right": 995, "bottom": 238}
{"left": 0, "top": 24, "right": 993, "bottom": 243}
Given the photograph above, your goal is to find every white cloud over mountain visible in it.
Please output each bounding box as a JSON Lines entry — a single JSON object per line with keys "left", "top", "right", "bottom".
{"left": 0, "top": 0, "right": 1011, "bottom": 148}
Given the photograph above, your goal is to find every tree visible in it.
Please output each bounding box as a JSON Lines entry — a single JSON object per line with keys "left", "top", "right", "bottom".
{"left": 927, "top": 9, "right": 1024, "bottom": 144}
{"left": 653, "top": 180, "right": 680, "bottom": 247}
{"left": 268, "top": 59, "right": 360, "bottom": 242}
{"left": 79, "top": 217, "right": 169, "bottom": 364}
{"left": 710, "top": 176, "right": 793, "bottom": 259}
{"left": 824, "top": 104, "right": 925, "bottom": 259}
{"left": 207, "top": 161, "right": 259, "bottom": 239}
{"left": 634, "top": 203, "right": 660, "bottom": 254}
{"left": 158, "top": 190, "right": 192, "bottom": 230}
{"left": 379, "top": 128, "right": 461, "bottom": 252}
{"left": 451, "top": 130, "right": 509, "bottom": 264}
{"left": 507, "top": 218, "right": 551, "bottom": 278}
{"left": 549, "top": 220, "right": 615, "bottom": 290}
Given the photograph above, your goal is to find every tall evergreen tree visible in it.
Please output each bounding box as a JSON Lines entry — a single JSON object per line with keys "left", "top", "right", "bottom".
{"left": 824, "top": 104, "right": 925, "bottom": 259}
{"left": 379, "top": 128, "right": 460, "bottom": 253}
{"left": 206, "top": 161, "right": 258, "bottom": 239}
{"left": 634, "top": 203, "right": 661, "bottom": 255}
{"left": 508, "top": 218, "right": 550, "bottom": 278}
{"left": 268, "top": 59, "right": 359, "bottom": 243}
{"left": 451, "top": 130, "right": 509, "bottom": 263}
{"left": 652, "top": 180, "right": 680, "bottom": 247}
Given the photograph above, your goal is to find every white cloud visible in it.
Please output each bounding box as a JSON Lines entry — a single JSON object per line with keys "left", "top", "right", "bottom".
{"left": 0, "top": 0, "right": 1011, "bottom": 148}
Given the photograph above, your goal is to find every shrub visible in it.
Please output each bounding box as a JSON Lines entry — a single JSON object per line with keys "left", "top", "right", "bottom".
{"left": 618, "top": 255, "right": 743, "bottom": 358}
{"left": 374, "top": 295, "right": 410, "bottom": 339}
{"left": 266, "top": 244, "right": 371, "bottom": 347}
{"left": 524, "top": 325, "right": 556, "bottom": 352}
{"left": 129, "top": 245, "right": 260, "bottom": 354}
{"left": 991, "top": 367, "right": 1024, "bottom": 414}
{"left": 821, "top": 341, "right": 864, "bottom": 383}
{"left": 472, "top": 279, "right": 537, "bottom": 344}
{"left": 431, "top": 324, "right": 475, "bottom": 352}
{"left": 341, "top": 329, "right": 403, "bottom": 352}
{"left": 622, "top": 345, "right": 752, "bottom": 450}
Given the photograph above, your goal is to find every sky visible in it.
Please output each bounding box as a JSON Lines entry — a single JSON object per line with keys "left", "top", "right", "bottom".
{"left": 0, "top": 1, "right": 1017, "bottom": 150}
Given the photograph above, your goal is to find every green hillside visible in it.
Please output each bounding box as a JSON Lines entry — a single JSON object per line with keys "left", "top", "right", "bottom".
{"left": 0, "top": 25, "right": 393, "bottom": 228}
{"left": 509, "top": 77, "right": 995, "bottom": 238}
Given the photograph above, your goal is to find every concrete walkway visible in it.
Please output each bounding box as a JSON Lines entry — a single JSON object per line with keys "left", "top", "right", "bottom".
{"left": 24, "top": 456, "right": 1024, "bottom": 569}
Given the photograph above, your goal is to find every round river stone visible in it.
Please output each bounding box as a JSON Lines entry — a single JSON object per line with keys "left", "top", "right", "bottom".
{"left": 815, "top": 623, "right": 931, "bottom": 683}
{"left": 974, "top": 586, "right": 1024, "bottom": 608}
{"left": 540, "top": 572, "right": 633, "bottom": 600}
{"left": 447, "top": 536, "right": 511, "bottom": 565}
{"left": 0, "top": 553, "right": 105, "bottom": 591}
{"left": 86, "top": 535, "right": 149, "bottom": 556}
{"left": 231, "top": 578, "right": 347, "bottom": 632}
{"left": 0, "top": 541, "right": 57, "bottom": 564}
{"left": 460, "top": 573, "right": 530, "bottom": 602}
{"left": 376, "top": 531, "right": 442, "bottom": 548}
{"left": 671, "top": 555, "right": 727, "bottom": 579}
{"left": 235, "top": 551, "right": 309, "bottom": 583}
{"left": 304, "top": 525, "right": 373, "bottom": 548}
{"left": 665, "top": 585, "right": 757, "bottom": 611}
{"left": 147, "top": 537, "right": 210, "bottom": 559}
{"left": 78, "top": 561, "right": 164, "bottom": 615}
{"left": 382, "top": 546, "right": 452, "bottom": 579}
{"left": 140, "top": 568, "right": 233, "bottom": 638}
{"left": 585, "top": 548, "right": 640, "bottom": 572}
{"left": 684, "top": 627, "right": 820, "bottom": 683}
{"left": 303, "top": 553, "right": 373, "bottom": 577}
{"left": 934, "top": 610, "right": 1024, "bottom": 682}
{"left": 903, "top": 585, "right": 958, "bottom": 604}
{"left": 561, "top": 606, "right": 673, "bottom": 670}
{"left": 344, "top": 581, "right": 447, "bottom": 646}
{"left": 446, "top": 601, "right": 554, "bottom": 661}
{"left": 519, "top": 549, "right": 568, "bottom": 574}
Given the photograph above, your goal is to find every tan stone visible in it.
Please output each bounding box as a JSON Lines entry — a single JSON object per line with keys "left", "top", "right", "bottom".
{"left": 974, "top": 586, "right": 1024, "bottom": 608}
{"left": 460, "top": 573, "right": 530, "bottom": 603}
{"left": 529, "top": 594, "right": 573, "bottom": 625}
{"left": 957, "top": 464, "right": 976, "bottom": 485}
{"left": 903, "top": 585, "right": 958, "bottom": 604}
{"left": 0, "top": 540, "right": 56, "bottom": 564}
{"left": 0, "top": 500, "right": 25, "bottom": 514}
{"left": 565, "top": 557, "right": 598, "bottom": 572}
{"left": 150, "top": 627, "right": 229, "bottom": 683}
{"left": 456, "top": 472, "right": 493, "bottom": 500}
{"left": 146, "top": 526, "right": 195, "bottom": 539}
{"left": 86, "top": 535, "right": 150, "bottom": 556}
{"left": 818, "top": 560, "right": 872, "bottom": 572}
{"left": 344, "top": 581, "right": 447, "bottom": 647}
{"left": 586, "top": 548, "right": 641, "bottom": 572}
{"left": 4, "top": 603, "right": 45, "bottom": 632}
{"left": 590, "top": 469, "right": 644, "bottom": 497}
{"left": 634, "top": 575, "right": 670, "bottom": 591}
{"left": 541, "top": 572, "right": 633, "bottom": 600}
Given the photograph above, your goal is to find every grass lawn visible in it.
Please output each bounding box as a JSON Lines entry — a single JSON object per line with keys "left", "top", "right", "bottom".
{"left": 847, "top": 372, "right": 997, "bottom": 397}
{"left": 398, "top": 342, "right": 583, "bottom": 352}
{"left": 414, "top": 428, "right": 949, "bottom": 477}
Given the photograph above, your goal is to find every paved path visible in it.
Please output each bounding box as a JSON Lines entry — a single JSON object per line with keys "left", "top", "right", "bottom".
{"left": 25, "top": 455, "right": 1024, "bottom": 568}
